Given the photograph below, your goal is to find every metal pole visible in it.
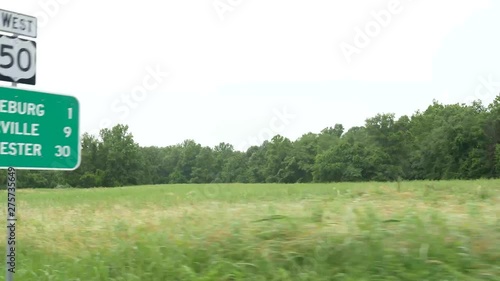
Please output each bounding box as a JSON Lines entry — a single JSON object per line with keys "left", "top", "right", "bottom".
{"left": 6, "top": 167, "right": 16, "bottom": 280}
{"left": 6, "top": 74, "right": 18, "bottom": 280}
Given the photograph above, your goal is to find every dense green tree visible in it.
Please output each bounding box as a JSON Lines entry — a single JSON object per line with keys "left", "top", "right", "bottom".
{"left": 264, "top": 135, "right": 293, "bottom": 183}
{"left": 98, "top": 124, "right": 142, "bottom": 187}
{"left": 162, "top": 145, "right": 182, "bottom": 183}
{"left": 173, "top": 140, "right": 202, "bottom": 183}
{"left": 487, "top": 96, "right": 500, "bottom": 176}
{"left": 139, "top": 146, "right": 167, "bottom": 184}
{"left": 496, "top": 144, "right": 500, "bottom": 176}
{"left": 191, "top": 147, "right": 216, "bottom": 183}
{"left": 290, "top": 133, "right": 319, "bottom": 182}
{"left": 65, "top": 133, "right": 101, "bottom": 187}
{"left": 364, "top": 113, "right": 405, "bottom": 180}
{"left": 246, "top": 144, "right": 268, "bottom": 183}
{"left": 7, "top": 96, "right": 500, "bottom": 188}
{"left": 220, "top": 151, "right": 248, "bottom": 183}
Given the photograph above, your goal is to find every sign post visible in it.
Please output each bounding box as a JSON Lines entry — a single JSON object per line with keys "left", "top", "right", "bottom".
{"left": 6, "top": 167, "right": 15, "bottom": 281}
{"left": 0, "top": 9, "right": 79, "bottom": 281}
{"left": 6, "top": 29, "right": 19, "bottom": 280}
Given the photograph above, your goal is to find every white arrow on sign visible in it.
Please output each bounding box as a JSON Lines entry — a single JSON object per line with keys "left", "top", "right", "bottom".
{"left": 0, "top": 35, "right": 36, "bottom": 85}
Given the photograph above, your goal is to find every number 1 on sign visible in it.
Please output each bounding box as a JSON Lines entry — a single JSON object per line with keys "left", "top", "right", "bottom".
{"left": 68, "top": 108, "right": 73, "bottom": 119}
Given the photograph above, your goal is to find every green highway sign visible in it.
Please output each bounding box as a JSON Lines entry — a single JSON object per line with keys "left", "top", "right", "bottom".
{"left": 0, "top": 86, "right": 80, "bottom": 170}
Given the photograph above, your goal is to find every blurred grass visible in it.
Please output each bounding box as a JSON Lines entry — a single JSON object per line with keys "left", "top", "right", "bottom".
{"left": 0, "top": 180, "right": 499, "bottom": 280}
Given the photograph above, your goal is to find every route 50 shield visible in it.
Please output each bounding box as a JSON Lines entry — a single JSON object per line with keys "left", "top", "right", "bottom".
{"left": 0, "top": 35, "right": 36, "bottom": 85}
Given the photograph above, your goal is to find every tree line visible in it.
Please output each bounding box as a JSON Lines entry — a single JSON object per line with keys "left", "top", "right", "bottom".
{"left": 3, "top": 96, "right": 500, "bottom": 188}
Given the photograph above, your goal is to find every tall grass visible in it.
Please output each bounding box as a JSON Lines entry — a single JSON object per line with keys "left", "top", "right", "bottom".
{"left": 0, "top": 180, "right": 499, "bottom": 280}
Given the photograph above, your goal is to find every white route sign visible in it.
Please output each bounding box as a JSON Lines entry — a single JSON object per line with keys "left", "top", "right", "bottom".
{"left": 0, "top": 9, "right": 37, "bottom": 38}
{"left": 0, "top": 35, "right": 36, "bottom": 85}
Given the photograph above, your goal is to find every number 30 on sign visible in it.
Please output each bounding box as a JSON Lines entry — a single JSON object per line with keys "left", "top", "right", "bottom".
{"left": 0, "top": 35, "right": 36, "bottom": 85}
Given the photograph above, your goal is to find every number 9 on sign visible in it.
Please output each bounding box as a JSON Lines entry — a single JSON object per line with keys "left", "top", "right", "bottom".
{"left": 55, "top": 145, "right": 71, "bottom": 157}
{"left": 64, "top": 127, "right": 72, "bottom": 137}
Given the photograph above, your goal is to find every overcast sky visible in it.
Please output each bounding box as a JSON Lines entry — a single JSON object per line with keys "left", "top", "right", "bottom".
{"left": 1, "top": 0, "right": 499, "bottom": 151}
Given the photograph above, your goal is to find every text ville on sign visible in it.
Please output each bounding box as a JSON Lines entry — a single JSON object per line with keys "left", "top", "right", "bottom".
{"left": 0, "top": 9, "right": 37, "bottom": 38}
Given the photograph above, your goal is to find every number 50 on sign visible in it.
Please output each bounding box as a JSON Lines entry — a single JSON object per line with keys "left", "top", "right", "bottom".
{"left": 0, "top": 35, "right": 36, "bottom": 85}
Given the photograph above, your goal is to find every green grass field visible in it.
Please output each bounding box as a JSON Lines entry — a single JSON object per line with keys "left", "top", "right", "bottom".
{"left": 0, "top": 180, "right": 499, "bottom": 280}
